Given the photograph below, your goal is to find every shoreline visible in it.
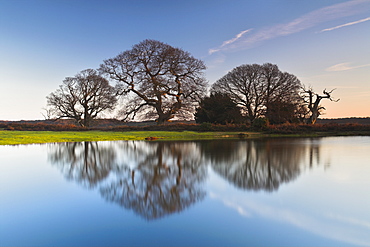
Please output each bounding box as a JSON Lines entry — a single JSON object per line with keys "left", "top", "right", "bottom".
{"left": 1, "top": 130, "right": 369, "bottom": 146}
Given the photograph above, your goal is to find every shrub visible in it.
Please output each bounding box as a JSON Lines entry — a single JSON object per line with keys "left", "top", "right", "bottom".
{"left": 195, "top": 93, "right": 244, "bottom": 124}
{"left": 199, "top": 122, "right": 213, "bottom": 131}
{"left": 252, "top": 118, "right": 269, "bottom": 131}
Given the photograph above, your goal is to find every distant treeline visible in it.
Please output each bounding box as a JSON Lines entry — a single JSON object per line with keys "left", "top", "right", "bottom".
{"left": 316, "top": 117, "right": 370, "bottom": 125}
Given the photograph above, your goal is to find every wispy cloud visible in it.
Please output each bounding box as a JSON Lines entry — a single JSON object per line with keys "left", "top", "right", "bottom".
{"left": 209, "top": 29, "right": 252, "bottom": 54}
{"left": 320, "top": 16, "right": 370, "bottom": 32}
{"left": 209, "top": 0, "right": 370, "bottom": 54}
{"left": 326, "top": 62, "right": 370, "bottom": 71}
{"left": 326, "top": 63, "right": 354, "bottom": 71}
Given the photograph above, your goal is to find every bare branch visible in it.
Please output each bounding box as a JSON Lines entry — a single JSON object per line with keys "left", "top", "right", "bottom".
{"left": 100, "top": 39, "right": 207, "bottom": 124}
{"left": 301, "top": 86, "right": 339, "bottom": 124}
{"left": 46, "top": 69, "right": 118, "bottom": 127}
{"left": 211, "top": 63, "right": 301, "bottom": 124}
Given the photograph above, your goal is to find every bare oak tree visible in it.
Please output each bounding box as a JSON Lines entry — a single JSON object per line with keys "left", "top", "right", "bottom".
{"left": 302, "top": 87, "right": 339, "bottom": 124}
{"left": 100, "top": 39, "right": 207, "bottom": 124}
{"left": 211, "top": 63, "right": 301, "bottom": 123}
{"left": 46, "top": 69, "right": 118, "bottom": 127}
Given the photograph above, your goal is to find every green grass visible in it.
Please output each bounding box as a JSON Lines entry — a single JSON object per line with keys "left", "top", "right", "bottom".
{"left": 0, "top": 130, "right": 260, "bottom": 145}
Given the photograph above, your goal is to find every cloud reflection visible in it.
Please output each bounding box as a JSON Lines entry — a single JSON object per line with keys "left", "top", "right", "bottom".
{"left": 46, "top": 138, "right": 370, "bottom": 244}
{"left": 209, "top": 192, "right": 370, "bottom": 246}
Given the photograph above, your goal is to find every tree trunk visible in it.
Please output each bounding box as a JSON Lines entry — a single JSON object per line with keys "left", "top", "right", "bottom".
{"left": 304, "top": 89, "right": 337, "bottom": 125}
{"left": 157, "top": 114, "right": 170, "bottom": 124}
{"left": 307, "top": 112, "right": 318, "bottom": 124}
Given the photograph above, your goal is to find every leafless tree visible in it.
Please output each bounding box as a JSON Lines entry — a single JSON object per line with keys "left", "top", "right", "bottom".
{"left": 41, "top": 107, "right": 55, "bottom": 120}
{"left": 46, "top": 69, "right": 118, "bottom": 127}
{"left": 99, "top": 142, "right": 207, "bottom": 220}
{"left": 211, "top": 63, "right": 301, "bottom": 123}
{"left": 48, "top": 142, "right": 117, "bottom": 188}
{"left": 302, "top": 87, "right": 339, "bottom": 124}
{"left": 100, "top": 39, "right": 207, "bottom": 124}
{"left": 202, "top": 138, "right": 323, "bottom": 192}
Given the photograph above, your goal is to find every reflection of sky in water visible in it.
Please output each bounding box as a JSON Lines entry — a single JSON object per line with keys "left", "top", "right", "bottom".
{"left": 207, "top": 137, "right": 370, "bottom": 246}
{"left": 1, "top": 137, "right": 369, "bottom": 246}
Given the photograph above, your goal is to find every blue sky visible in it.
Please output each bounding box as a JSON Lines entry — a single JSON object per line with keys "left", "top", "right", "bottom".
{"left": 1, "top": 0, "right": 369, "bottom": 120}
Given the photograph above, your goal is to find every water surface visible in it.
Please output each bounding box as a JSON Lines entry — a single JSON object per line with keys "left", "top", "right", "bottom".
{"left": 1, "top": 137, "right": 369, "bottom": 246}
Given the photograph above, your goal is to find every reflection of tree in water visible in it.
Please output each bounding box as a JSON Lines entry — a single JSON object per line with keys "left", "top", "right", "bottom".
{"left": 200, "top": 138, "right": 321, "bottom": 192}
{"left": 48, "top": 138, "right": 323, "bottom": 218}
{"left": 48, "top": 141, "right": 207, "bottom": 220}
{"left": 48, "top": 142, "right": 117, "bottom": 188}
{"left": 100, "top": 142, "right": 207, "bottom": 220}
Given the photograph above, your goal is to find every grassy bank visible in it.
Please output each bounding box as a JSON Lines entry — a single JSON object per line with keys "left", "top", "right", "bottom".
{"left": 0, "top": 130, "right": 261, "bottom": 145}
{"left": 1, "top": 122, "right": 370, "bottom": 145}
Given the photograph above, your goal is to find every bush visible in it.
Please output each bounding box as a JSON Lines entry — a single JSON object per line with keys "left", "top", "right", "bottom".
{"left": 199, "top": 122, "right": 213, "bottom": 131}
{"left": 252, "top": 118, "right": 269, "bottom": 131}
{"left": 195, "top": 93, "right": 244, "bottom": 124}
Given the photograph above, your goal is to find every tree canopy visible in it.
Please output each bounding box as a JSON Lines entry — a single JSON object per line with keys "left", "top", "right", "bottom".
{"left": 100, "top": 39, "right": 207, "bottom": 124}
{"left": 211, "top": 63, "right": 302, "bottom": 124}
{"left": 46, "top": 69, "right": 117, "bottom": 127}
{"left": 45, "top": 39, "right": 337, "bottom": 126}
{"left": 195, "top": 92, "right": 243, "bottom": 124}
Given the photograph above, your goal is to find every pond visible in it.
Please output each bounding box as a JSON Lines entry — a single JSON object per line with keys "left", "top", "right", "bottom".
{"left": 1, "top": 136, "right": 369, "bottom": 246}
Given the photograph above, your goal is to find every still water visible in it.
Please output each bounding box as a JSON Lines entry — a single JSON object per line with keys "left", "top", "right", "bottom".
{"left": 1, "top": 137, "right": 369, "bottom": 246}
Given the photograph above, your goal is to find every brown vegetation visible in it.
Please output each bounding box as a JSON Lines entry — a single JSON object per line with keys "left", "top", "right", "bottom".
{"left": 1, "top": 118, "right": 369, "bottom": 135}
{"left": 265, "top": 122, "right": 370, "bottom": 135}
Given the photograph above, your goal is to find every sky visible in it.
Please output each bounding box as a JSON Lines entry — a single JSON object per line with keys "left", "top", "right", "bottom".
{"left": 1, "top": 0, "right": 369, "bottom": 121}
